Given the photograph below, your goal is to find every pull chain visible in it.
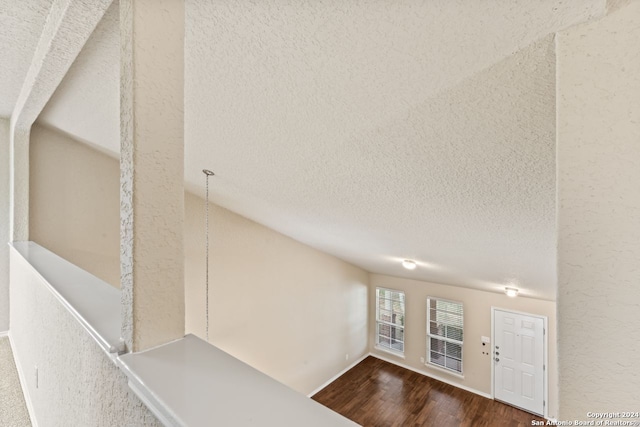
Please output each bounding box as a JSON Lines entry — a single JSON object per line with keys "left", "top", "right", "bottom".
{"left": 203, "top": 169, "right": 215, "bottom": 342}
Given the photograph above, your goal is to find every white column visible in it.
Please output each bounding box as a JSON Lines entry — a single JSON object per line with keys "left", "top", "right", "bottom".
{"left": 120, "top": 0, "right": 185, "bottom": 352}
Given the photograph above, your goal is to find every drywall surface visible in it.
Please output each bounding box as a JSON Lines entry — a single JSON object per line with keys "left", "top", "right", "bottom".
{"left": 557, "top": 2, "right": 640, "bottom": 419}
{"left": 184, "top": 21, "right": 560, "bottom": 301}
{"left": 0, "top": 118, "right": 10, "bottom": 331}
{"left": 29, "top": 127, "right": 369, "bottom": 395}
{"left": 41, "top": 1, "right": 606, "bottom": 301}
{"left": 369, "top": 274, "right": 558, "bottom": 419}
{"left": 9, "top": 248, "right": 160, "bottom": 426}
{"left": 184, "top": 192, "right": 369, "bottom": 395}
{"left": 30, "top": 124, "right": 120, "bottom": 288}
{"left": 119, "top": 0, "right": 186, "bottom": 353}
{"left": 0, "top": 0, "right": 52, "bottom": 117}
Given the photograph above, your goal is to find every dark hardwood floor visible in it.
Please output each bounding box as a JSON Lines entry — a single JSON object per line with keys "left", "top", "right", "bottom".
{"left": 312, "top": 356, "right": 545, "bottom": 427}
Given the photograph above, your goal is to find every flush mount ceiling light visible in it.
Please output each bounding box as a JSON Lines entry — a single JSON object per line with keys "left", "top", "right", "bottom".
{"left": 505, "top": 287, "right": 519, "bottom": 298}
{"left": 402, "top": 260, "right": 417, "bottom": 270}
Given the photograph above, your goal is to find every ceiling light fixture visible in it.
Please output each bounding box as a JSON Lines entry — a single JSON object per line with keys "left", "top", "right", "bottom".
{"left": 402, "top": 260, "right": 417, "bottom": 270}
{"left": 505, "top": 287, "right": 519, "bottom": 298}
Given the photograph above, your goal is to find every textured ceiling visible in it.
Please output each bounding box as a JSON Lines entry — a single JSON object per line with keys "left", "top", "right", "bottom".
{"left": 37, "top": 1, "right": 119, "bottom": 152}
{"left": 34, "top": 0, "right": 608, "bottom": 300}
{"left": 0, "top": 0, "right": 54, "bottom": 117}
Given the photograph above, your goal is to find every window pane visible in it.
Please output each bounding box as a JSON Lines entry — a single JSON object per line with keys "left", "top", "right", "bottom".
{"left": 445, "top": 357, "right": 462, "bottom": 372}
{"left": 445, "top": 342, "right": 462, "bottom": 359}
{"left": 445, "top": 325, "right": 463, "bottom": 342}
{"left": 378, "top": 308, "right": 392, "bottom": 323}
{"left": 376, "top": 288, "right": 405, "bottom": 354}
{"left": 430, "top": 337, "right": 444, "bottom": 354}
{"left": 378, "top": 323, "right": 390, "bottom": 338}
{"left": 390, "top": 326, "right": 404, "bottom": 343}
{"left": 427, "top": 297, "right": 463, "bottom": 373}
{"left": 430, "top": 351, "right": 445, "bottom": 367}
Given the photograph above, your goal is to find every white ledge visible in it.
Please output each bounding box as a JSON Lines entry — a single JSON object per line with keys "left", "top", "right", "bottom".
{"left": 9, "top": 241, "right": 124, "bottom": 355}
{"left": 117, "top": 334, "right": 359, "bottom": 427}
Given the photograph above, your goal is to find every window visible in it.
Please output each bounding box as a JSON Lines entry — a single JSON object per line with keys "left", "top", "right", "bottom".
{"left": 427, "top": 297, "right": 463, "bottom": 374}
{"left": 376, "top": 288, "right": 405, "bottom": 354}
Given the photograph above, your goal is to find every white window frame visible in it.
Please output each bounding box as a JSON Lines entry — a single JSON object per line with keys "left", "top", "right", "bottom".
{"left": 375, "top": 287, "right": 405, "bottom": 355}
{"left": 426, "top": 297, "right": 463, "bottom": 374}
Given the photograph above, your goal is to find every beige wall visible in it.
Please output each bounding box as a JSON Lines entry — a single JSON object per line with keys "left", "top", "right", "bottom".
{"left": 0, "top": 118, "right": 9, "bottom": 331}
{"left": 9, "top": 248, "right": 160, "bottom": 426}
{"left": 29, "top": 124, "right": 370, "bottom": 395}
{"left": 185, "top": 192, "right": 369, "bottom": 394}
{"left": 30, "top": 124, "right": 120, "bottom": 288}
{"left": 556, "top": 2, "right": 640, "bottom": 419}
{"left": 369, "top": 274, "right": 558, "bottom": 419}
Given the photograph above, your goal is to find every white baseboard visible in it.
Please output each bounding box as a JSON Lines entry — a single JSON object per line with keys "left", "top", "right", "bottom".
{"left": 307, "top": 353, "right": 371, "bottom": 397}
{"left": 0, "top": 330, "right": 8, "bottom": 338}
{"left": 7, "top": 331, "right": 39, "bottom": 427}
{"left": 370, "top": 352, "right": 492, "bottom": 399}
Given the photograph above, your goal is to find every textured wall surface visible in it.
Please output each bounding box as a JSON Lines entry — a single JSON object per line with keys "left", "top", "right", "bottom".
{"left": 30, "top": 124, "right": 120, "bottom": 288}
{"left": 29, "top": 127, "right": 370, "bottom": 396}
{"left": 10, "top": 0, "right": 112, "bottom": 129}
{"left": 38, "top": 1, "right": 120, "bottom": 153}
{"left": 184, "top": 192, "right": 369, "bottom": 395}
{"left": 557, "top": 1, "right": 640, "bottom": 419}
{"left": 9, "top": 249, "right": 160, "bottom": 427}
{"left": 0, "top": 118, "right": 10, "bottom": 331}
{"left": 120, "top": 0, "right": 185, "bottom": 352}
{"left": 369, "top": 274, "right": 558, "bottom": 419}
{"left": 9, "top": 127, "right": 30, "bottom": 242}
{"left": 35, "top": 0, "right": 608, "bottom": 301}
{"left": 8, "top": 0, "right": 112, "bottom": 243}
{"left": 184, "top": 2, "right": 574, "bottom": 300}
{"left": 0, "top": 0, "right": 53, "bottom": 117}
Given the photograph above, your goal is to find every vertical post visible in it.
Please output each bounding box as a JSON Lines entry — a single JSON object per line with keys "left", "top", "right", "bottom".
{"left": 9, "top": 126, "right": 30, "bottom": 242}
{"left": 120, "top": 0, "right": 185, "bottom": 352}
{"left": 0, "top": 119, "right": 10, "bottom": 331}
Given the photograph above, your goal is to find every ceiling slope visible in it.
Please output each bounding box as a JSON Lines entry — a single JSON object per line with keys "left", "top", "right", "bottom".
{"left": 0, "top": 0, "right": 53, "bottom": 117}
{"left": 34, "top": 0, "right": 607, "bottom": 300}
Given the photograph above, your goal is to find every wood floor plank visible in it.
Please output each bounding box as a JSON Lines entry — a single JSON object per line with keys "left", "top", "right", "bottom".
{"left": 312, "top": 356, "right": 545, "bottom": 427}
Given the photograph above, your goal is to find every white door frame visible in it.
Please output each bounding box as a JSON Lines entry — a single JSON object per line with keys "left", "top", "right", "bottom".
{"left": 490, "top": 307, "right": 548, "bottom": 418}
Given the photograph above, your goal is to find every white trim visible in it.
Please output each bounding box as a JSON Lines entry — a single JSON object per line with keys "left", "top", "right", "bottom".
{"left": 373, "top": 345, "right": 406, "bottom": 359}
{"left": 491, "top": 307, "right": 548, "bottom": 419}
{"left": 7, "top": 331, "right": 39, "bottom": 427}
{"left": 370, "top": 352, "right": 492, "bottom": 399}
{"left": 424, "top": 362, "right": 465, "bottom": 379}
{"left": 127, "top": 380, "right": 178, "bottom": 427}
{"left": 307, "top": 353, "right": 370, "bottom": 397}
{"left": 0, "top": 330, "right": 8, "bottom": 337}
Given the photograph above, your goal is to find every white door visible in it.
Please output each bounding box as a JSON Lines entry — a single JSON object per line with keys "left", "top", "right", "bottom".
{"left": 493, "top": 309, "right": 545, "bottom": 416}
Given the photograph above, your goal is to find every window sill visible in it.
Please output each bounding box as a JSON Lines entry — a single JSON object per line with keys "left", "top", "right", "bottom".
{"left": 374, "top": 345, "right": 406, "bottom": 359}
{"left": 425, "top": 362, "right": 465, "bottom": 379}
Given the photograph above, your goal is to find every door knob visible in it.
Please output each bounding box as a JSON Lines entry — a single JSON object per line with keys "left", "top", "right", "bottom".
{"left": 495, "top": 357, "right": 500, "bottom": 362}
